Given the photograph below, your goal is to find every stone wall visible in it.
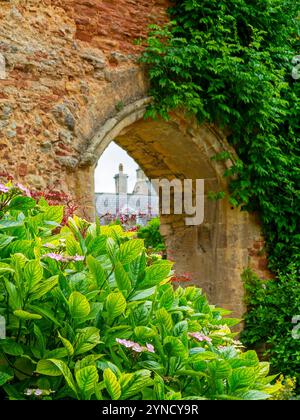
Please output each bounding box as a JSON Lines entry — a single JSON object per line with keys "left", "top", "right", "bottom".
{"left": 0, "top": 0, "right": 169, "bottom": 189}
{"left": 0, "top": 0, "right": 271, "bottom": 317}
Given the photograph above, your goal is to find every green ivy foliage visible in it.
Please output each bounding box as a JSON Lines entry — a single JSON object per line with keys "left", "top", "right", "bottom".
{"left": 141, "top": 0, "right": 300, "bottom": 380}
{"left": 241, "top": 267, "right": 300, "bottom": 384}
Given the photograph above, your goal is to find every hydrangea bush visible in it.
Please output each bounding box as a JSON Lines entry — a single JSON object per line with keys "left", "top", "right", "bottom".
{"left": 0, "top": 183, "right": 280, "bottom": 400}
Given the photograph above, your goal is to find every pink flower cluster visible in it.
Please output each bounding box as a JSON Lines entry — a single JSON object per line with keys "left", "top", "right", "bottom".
{"left": 116, "top": 338, "right": 155, "bottom": 354}
{"left": 189, "top": 332, "right": 212, "bottom": 343}
{"left": 17, "top": 183, "right": 31, "bottom": 197}
{"left": 0, "top": 183, "right": 9, "bottom": 193}
{"left": 0, "top": 182, "right": 31, "bottom": 196}
{"left": 24, "top": 389, "right": 43, "bottom": 397}
{"left": 43, "top": 253, "right": 85, "bottom": 262}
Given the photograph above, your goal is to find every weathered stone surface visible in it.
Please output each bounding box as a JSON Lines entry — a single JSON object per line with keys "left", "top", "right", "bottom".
{"left": 52, "top": 104, "right": 76, "bottom": 131}
{"left": 57, "top": 156, "right": 79, "bottom": 169}
{"left": 80, "top": 48, "right": 106, "bottom": 69}
{"left": 40, "top": 141, "right": 52, "bottom": 152}
{"left": 59, "top": 129, "right": 73, "bottom": 144}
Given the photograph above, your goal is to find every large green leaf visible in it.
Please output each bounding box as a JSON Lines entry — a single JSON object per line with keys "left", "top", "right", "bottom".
{"left": 69, "top": 291, "right": 91, "bottom": 319}
{"left": 0, "top": 371, "right": 13, "bottom": 387}
{"left": 114, "top": 262, "right": 131, "bottom": 293}
{"left": 257, "top": 362, "right": 270, "bottom": 377}
{"left": 8, "top": 196, "right": 36, "bottom": 211}
{"left": 154, "top": 374, "right": 165, "bottom": 400}
{"left": 129, "top": 286, "right": 156, "bottom": 302}
{"left": 190, "top": 351, "right": 219, "bottom": 362}
{"left": 66, "top": 234, "right": 81, "bottom": 256}
{"left": 97, "top": 361, "right": 121, "bottom": 377}
{"left": 241, "top": 390, "right": 271, "bottom": 400}
{"left": 74, "top": 327, "right": 101, "bottom": 356}
{"left": 8, "top": 240, "right": 34, "bottom": 258}
{"left": 159, "top": 285, "right": 174, "bottom": 310}
{"left": 58, "top": 332, "right": 74, "bottom": 357}
{"left": 75, "top": 355, "right": 102, "bottom": 374}
{"left": 208, "top": 360, "right": 232, "bottom": 380}
{"left": 75, "top": 366, "right": 98, "bottom": 398}
{"left": 173, "top": 320, "right": 188, "bottom": 337}
{"left": 119, "top": 372, "right": 134, "bottom": 392}
{"left": 36, "top": 359, "right": 62, "bottom": 377}
{"left": 228, "top": 367, "right": 256, "bottom": 392}
{"left": 0, "top": 262, "right": 15, "bottom": 273}
{"left": 155, "top": 308, "right": 173, "bottom": 332}
{"left": 24, "top": 259, "right": 43, "bottom": 290}
{"left": 106, "top": 292, "right": 126, "bottom": 320}
{"left": 118, "top": 239, "right": 144, "bottom": 265}
{"left": 14, "top": 357, "right": 35, "bottom": 381}
{"left": 13, "top": 310, "right": 42, "bottom": 320}
{"left": 37, "top": 359, "right": 78, "bottom": 397}
{"left": 87, "top": 236, "right": 107, "bottom": 256}
{"left": 0, "top": 234, "right": 15, "bottom": 250}
{"left": 43, "top": 206, "right": 64, "bottom": 225}
{"left": 121, "top": 370, "right": 153, "bottom": 399}
{"left": 45, "top": 348, "right": 68, "bottom": 359}
{"left": 241, "top": 350, "right": 259, "bottom": 365}
{"left": 30, "top": 275, "right": 59, "bottom": 300}
{"left": 134, "top": 326, "right": 156, "bottom": 340}
{"left": 86, "top": 255, "right": 107, "bottom": 289}
{"left": 164, "top": 336, "right": 188, "bottom": 360}
{"left": 10, "top": 253, "right": 27, "bottom": 286}
{"left": 33, "top": 324, "right": 46, "bottom": 357}
{"left": 3, "top": 279, "right": 21, "bottom": 309}
{"left": 138, "top": 261, "right": 172, "bottom": 289}
{"left": 103, "top": 368, "right": 121, "bottom": 400}
{"left": 0, "top": 340, "right": 23, "bottom": 356}
{"left": 0, "top": 220, "right": 24, "bottom": 230}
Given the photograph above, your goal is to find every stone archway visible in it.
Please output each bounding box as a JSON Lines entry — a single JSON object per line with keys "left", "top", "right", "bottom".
{"left": 0, "top": 1, "right": 269, "bottom": 319}
{"left": 65, "top": 97, "right": 264, "bottom": 318}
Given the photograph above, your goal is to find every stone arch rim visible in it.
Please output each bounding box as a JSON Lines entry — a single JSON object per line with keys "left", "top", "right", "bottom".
{"left": 79, "top": 97, "right": 152, "bottom": 167}
{"left": 78, "top": 96, "right": 236, "bottom": 175}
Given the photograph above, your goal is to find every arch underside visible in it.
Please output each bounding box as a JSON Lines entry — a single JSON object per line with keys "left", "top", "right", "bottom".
{"left": 69, "top": 98, "right": 263, "bottom": 318}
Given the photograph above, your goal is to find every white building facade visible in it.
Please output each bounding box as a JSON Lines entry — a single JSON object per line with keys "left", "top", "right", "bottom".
{"left": 95, "top": 164, "right": 159, "bottom": 225}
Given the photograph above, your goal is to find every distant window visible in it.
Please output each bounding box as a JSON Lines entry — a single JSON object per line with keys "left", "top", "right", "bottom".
{"left": 104, "top": 199, "right": 108, "bottom": 207}
{"left": 136, "top": 199, "right": 141, "bottom": 208}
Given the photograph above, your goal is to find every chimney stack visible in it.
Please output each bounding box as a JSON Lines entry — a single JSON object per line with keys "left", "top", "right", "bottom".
{"left": 114, "top": 163, "right": 128, "bottom": 194}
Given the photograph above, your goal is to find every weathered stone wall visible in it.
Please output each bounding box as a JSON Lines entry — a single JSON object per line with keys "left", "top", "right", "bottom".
{"left": 0, "top": 0, "right": 271, "bottom": 317}
{"left": 0, "top": 0, "right": 169, "bottom": 188}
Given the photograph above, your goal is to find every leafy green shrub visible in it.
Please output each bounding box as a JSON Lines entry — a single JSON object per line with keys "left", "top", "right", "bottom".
{"left": 137, "top": 218, "right": 166, "bottom": 253}
{"left": 141, "top": 0, "right": 300, "bottom": 381}
{"left": 0, "top": 185, "right": 280, "bottom": 400}
{"left": 241, "top": 268, "right": 300, "bottom": 386}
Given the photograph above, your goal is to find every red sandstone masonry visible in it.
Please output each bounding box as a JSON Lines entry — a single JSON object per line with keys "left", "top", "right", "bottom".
{"left": 46, "top": 0, "right": 170, "bottom": 52}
